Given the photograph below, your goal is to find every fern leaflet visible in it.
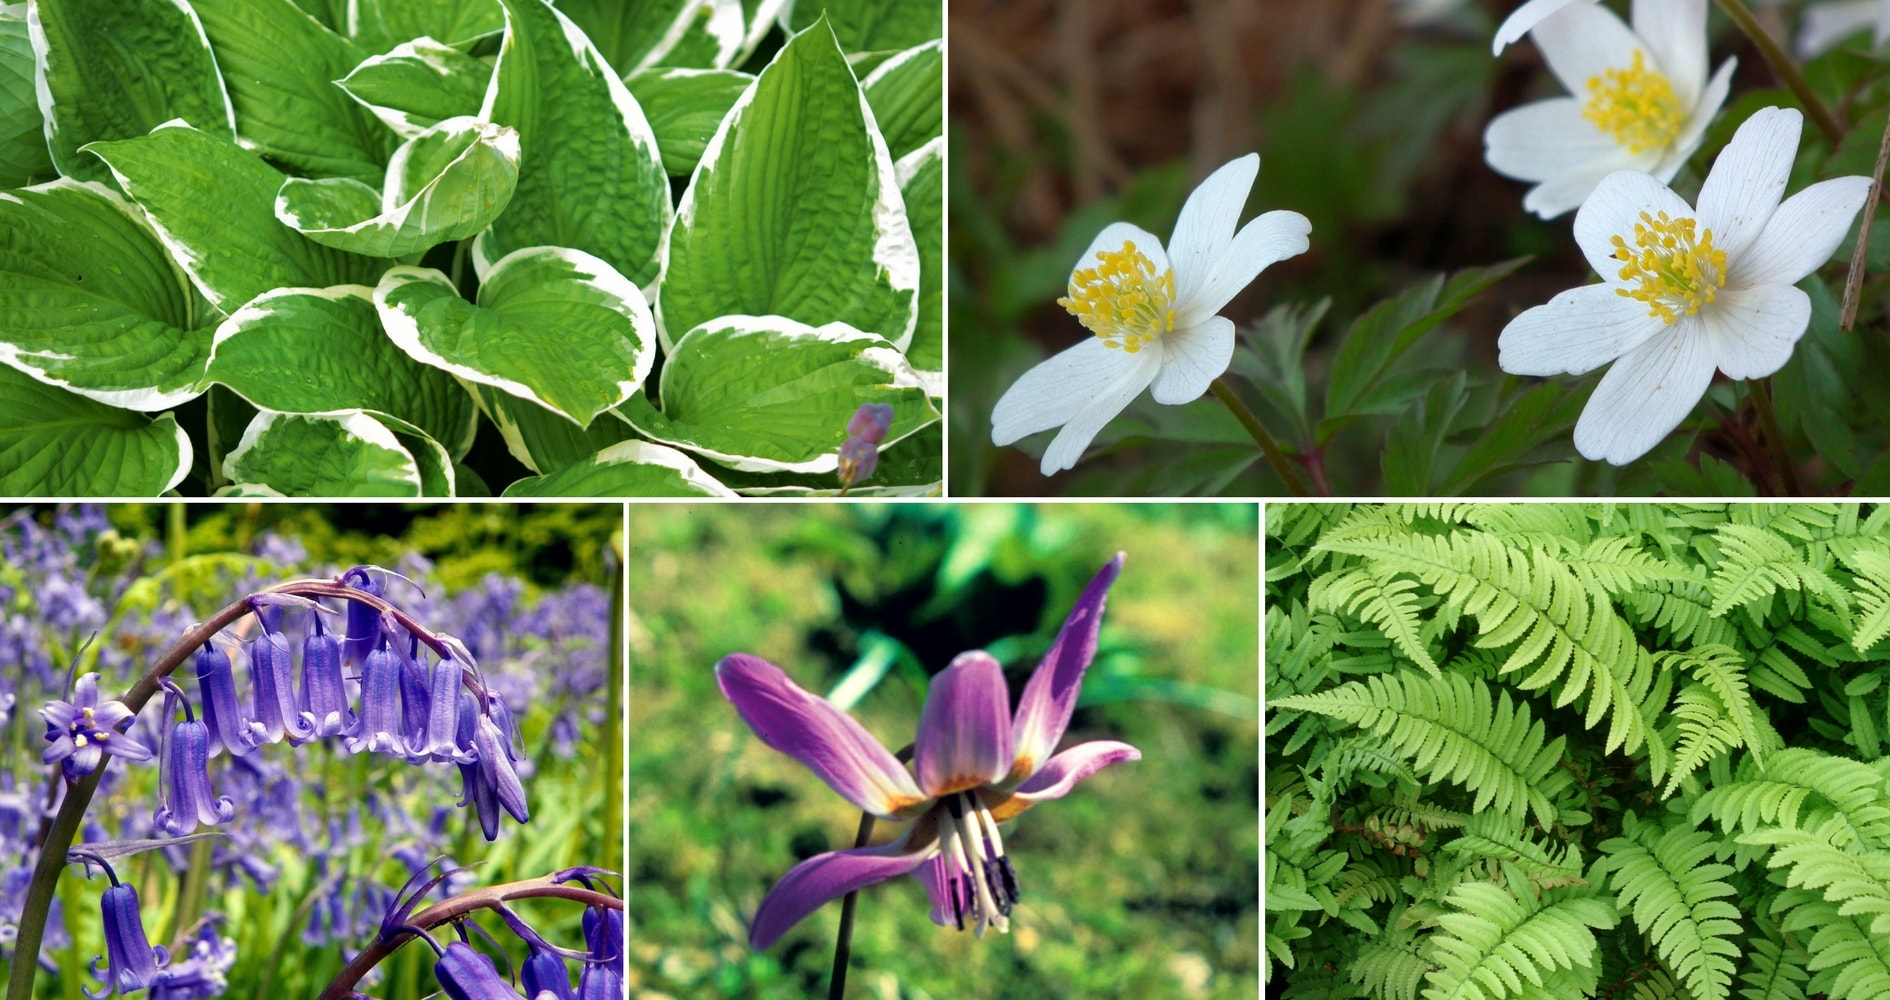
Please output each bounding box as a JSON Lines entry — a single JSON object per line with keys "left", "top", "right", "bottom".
{"left": 1312, "top": 568, "right": 1440, "bottom": 677}
{"left": 1422, "top": 881, "right": 1615, "bottom": 1000}
{"left": 1596, "top": 818, "right": 1741, "bottom": 1000}
{"left": 1706, "top": 524, "right": 1848, "bottom": 619}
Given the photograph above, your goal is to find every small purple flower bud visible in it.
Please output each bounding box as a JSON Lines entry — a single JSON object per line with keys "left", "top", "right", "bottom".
{"left": 408, "top": 653, "right": 467, "bottom": 763}
{"left": 193, "top": 644, "right": 253, "bottom": 757}
{"left": 299, "top": 616, "right": 353, "bottom": 739}
{"left": 398, "top": 633, "right": 432, "bottom": 748}
{"left": 149, "top": 917, "right": 235, "bottom": 1000}
{"left": 85, "top": 882, "right": 169, "bottom": 998}
{"left": 577, "top": 906, "right": 623, "bottom": 1000}
{"left": 42, "top": 673, "right": 153, "bottom": 780}
{"left": 472, "top": 712, "right": 530, "bottom": 826}
{"left": 347, "top": 640, "right": 407, "bottom": 756}
{"left": 155, "top": 716, "right": 235, "bottom": 835}
{"left": 247, "top": 629, "right": 314, "bottom": 746}
{"left": 340, "top": 566, "right": 384, "bottom": 668}
{"left": 846, "top": 403, "right": 894, "bottom": 444}
{"left": 837, "top": 437, "right": 878, "bottom": 487}
{"left": 433, "top": 941, "right": 526, "bottom": 1000}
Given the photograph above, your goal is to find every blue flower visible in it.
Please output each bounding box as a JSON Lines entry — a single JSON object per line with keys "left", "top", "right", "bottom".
{"left": 154, "top": 691, "right": 235, "bottom": 835}
{"left": 192, "top": 644, "right": 253, "bottom": 758}
{"left": 299, "top": 615, "right": 354, "bottom": 739}
{"left": 42, "top": 674, "right": 153, "bottom": 780}
{"left": 84, "top": 875, "right": 168, "bottom": 998}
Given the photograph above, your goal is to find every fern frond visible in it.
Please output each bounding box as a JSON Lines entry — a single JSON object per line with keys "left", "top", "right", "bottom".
{"left": 1351, "top": 913, "right": 1434, "bottom": 1000}
{"left": 1668, "top": 645, "right": 1771, "bottom": 764}
{"left": 1271, "top": 672, "right": 1567, "bottom": 828}
{"left": 1315, "top": 529, "right": 1652, "bottom": 755}
{"left": 1422, "top": 883, "right": 1615, "bottom": 1000}
{"left": 1596, "top": 819, "right": 1741, "bottom": 1000}
{"left": 1742, "top": 819, "right": 1890, "bottom": 935}
{"left": 1565, "top": 535, "right": 1697, "bottom": 601}
{"left": 1778, "top": 898, "right": 1890, "bottom": 1000}
{"left": 1729, "top": 503, "right": 1840, "bottom": 542}
{"left": 1622, "top": 582, "right": 1740, "bottom": 650}
{"left": 1706, "top": 524, "right": 1848, "bottom": 619}
{"left": 1440, "top": 813, "right": 1587, "bottom": 891}
{"left": 1689, "top": 748, "right": 1890, "bottom": 850}
{"left": 1312, "top": 568, "right": 1440, "bottom": 677}
{"left": 1736, "top": 935, "right": 1809, "bottom": 1000}
{"left": 1835, "top": 545, "right": 1890, "bottom": 654}
{"left": 1627, "top": 968, "right": 1687, "bottom": 1000}
{"left": 1664, "top": 681, "right": 1745, "bottom": 798}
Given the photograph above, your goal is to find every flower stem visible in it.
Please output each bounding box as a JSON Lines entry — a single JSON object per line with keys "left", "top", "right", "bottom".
{"left": 1208, "top": 378, "right": 1311, "bottom": 496}
{"left": 828, "top": 810, "right": 878, "bottom": 1000}
{"left": 1748, "top": 377, "right": 1802, "bottom": 496}
{"left": 1714, "top": 0, "right": 1846, "bottom": 146}
{"left": 6, "top": 578, "right": 462, "bottom": 1000}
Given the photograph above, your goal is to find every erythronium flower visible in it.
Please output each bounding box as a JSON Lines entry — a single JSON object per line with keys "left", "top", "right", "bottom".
{"left": 1492, "top": 0, "right": 1597, "bottom": 53}
{"left": 718, "top": 554, "right": 1141, "bottom": 949}
{"left": 42, "top": 673, "right": 153, "bottom": 780}
{"left": 1485, "top": 0, "right": 1735, "bottom": 218}
{"left": 990, "top": 155, "right": 1310, "bottom": 475}
{"left": 1498, "top": 106, "right": 1872, "bottom": 464}
{"left": 1798, "top": 0, "right": 1890, "bottom": 57}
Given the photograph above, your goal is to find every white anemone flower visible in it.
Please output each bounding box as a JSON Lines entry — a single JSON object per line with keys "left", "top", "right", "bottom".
{"left": 989, "top": 154, "right": 1310, "bottom": 477}
{"left": 1497, "top": 106, "right": 1871, "bottom": 465}
{"left": 1492, "top": 0, "right": 1597, "bottom": 53}
{"left": 1486, "top": 0, "right": 1735, "bottom": 219}
{"left": 1797, "top": 0, "right": 1890, "bottom": 57}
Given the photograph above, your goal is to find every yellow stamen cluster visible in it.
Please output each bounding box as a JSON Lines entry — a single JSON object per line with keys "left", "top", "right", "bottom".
{"left": 1057, "top": 240, "right": 1177, "bottom": 353}
{"left": 1583, "top": 50, "right": 1685, "bottom": 155}
{"left": 1610, "top": 210, "right": 1727, "bottom": 324}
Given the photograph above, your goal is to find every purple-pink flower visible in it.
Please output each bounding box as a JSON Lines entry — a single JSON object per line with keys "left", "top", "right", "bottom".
{"left": 717, "top": 553, "right": 1141, "bottom": 949}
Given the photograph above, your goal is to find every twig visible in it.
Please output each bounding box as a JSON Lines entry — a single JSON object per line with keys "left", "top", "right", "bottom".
{"left": 1842, "top": 109, "right": 1890, "bottom": 331}
{"left": 1748, "top": 378, "right": 1802, "bottom": 496}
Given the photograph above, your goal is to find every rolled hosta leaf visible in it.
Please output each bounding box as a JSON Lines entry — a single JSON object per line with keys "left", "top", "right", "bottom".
{"left": 860, "top": 39, "right": 940, "bottom": 162}
{"left": 473, "top": 384, "right": 634, "bottom": 474}
{"left": 28, "top": 0, "right": 236, "bottom": 183}
{"left": 349, "top": 0, "right": 506, "bottom": 53}
{"left": 85, "top": 121, "right": 386, "bottom": 313}
{"left": 187, "top": 0, "right": 391, "bottom": 182}
{"left": 557, "top": 0, "right": 781, "bottom": 75}
{"left": 374, "top": 245, "right": 656, "bottom": 427}
{"left": 200, "top": 285, "right": 478, "bottom": 457}
{"left": 474, "top": 0, "right": 670, "bottom": 285}
{"left": 625, "top": 67, "right": 751, "bottom": 176}
{"left": 337, "top": 37, "right": 495, "bottom": 139}
{"left": 656, "top": 16, "right": 919, "bottom": 353}
{"left": 621, "top": 314, "right": 937, "bottom": 473}
{"left": 0, "top": 365, "right": 191, "bottom": 495}
{"left": 783, "top": 0, "right": 939, "bottom": 55}
{"left": 0, "top": 178, "right": 210, "bottom": 409}
{"left": 0, "top": 9, "right": 54, "bottom": 185}
{"left": 276, "top": 117, "right": 520, "bottom": 258}
{"left": 897, "top": 136, "right": 941, "bottom": 378}
{"left": 500, "top": 439, "right": 737, "bottom": 496}
{"left": 223, "top": 410, "right": 423, "bottom": 496}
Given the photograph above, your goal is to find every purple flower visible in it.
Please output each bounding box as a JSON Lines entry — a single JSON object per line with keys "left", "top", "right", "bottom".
{"left": 155, "top": 705, "right": 236, "bottom": 835}
{"left": 432, "top": 940, "right": 526, "bottom": 1000}
{"left": 193, "top": 643, "right": 253, "bottom": 758}
{"left": 408, "top": 650, "right": 467, "bottom": 763}
{"left": 347, "top": 640, "right": 407, "bottom": 756}
{"left": 42, "top": 674, "right": 154, "bottom": 780}
{"left": 846, "top": 403, "right": 894, "bottom": 444}
{"left": 717, "top": 554, "right": 1141, "bottom": 949}
{"left": 85, "top": 879, "right": 169, "bottom": 997}
{"left": 150, "top": 918, "right": 236, "bottom": 1000}
{"left": 340, "top": 566, "right": 385, "bottom": 669}
{"left": 836, "top": 438, "right": 878, "bottom": 488}
{"left": 576, "top": 906, "right": 622, "bottom": 1000}
{"left": 299, "top": 616, "right": 354, "bottom": 739}
{"left": 246, "top": 625, "right": 313, "bottom": 746}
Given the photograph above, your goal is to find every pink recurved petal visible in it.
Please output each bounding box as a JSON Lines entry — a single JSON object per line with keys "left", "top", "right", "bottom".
{"left": 1007, "top": 554, "right": 1123, "bottom": 785}
{"left": 915, "top": 652, "right": 1014, "bottom": 797}
{"left": 716, "top": 654, "right": 926, "bottom": 819}
{"left": 996, "top": 740, "right": 1142, "bottom": 821}
{"left": 749, "top": 841, "right": 934, "bottom": 950}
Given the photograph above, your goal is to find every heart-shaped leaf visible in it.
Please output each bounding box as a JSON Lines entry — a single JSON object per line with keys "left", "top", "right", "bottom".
{"left": 501, "top": 439, "right": 736, "bottom": 496}
{"left": 626, "top": 67, "right": 751, "bottom": 176}
{"left": 0, "top": 366, "right": 191, "bottom": 495}
{"left": 223, "top": 410, "right": 423, "bottom": 496}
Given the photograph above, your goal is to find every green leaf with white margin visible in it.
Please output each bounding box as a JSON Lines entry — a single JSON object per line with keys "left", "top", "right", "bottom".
{"left": 337, "top": 37, "right": 494, "bottom": 139}
{"left": 276, "top": 117, "right": 519, "bottom": 258}
{"left": 188, "top": 0, "right": 392, "bottom": 182}
{"left": 472, "top": 384, "right": 633, "bottom": 473}
{"left": 656, "top": 17, "right": 918, "bottom": 353}
{"left": 372, "top": 411, "right": 456, "bottom": 495}
{"left": 0, "top": 178, "right": 211, "bottom": 408}
{"left": 709, "top": 422, "right": 943, "bottom": 495}
{"left": 621, "top": 314, "right": 937, "bottom": 473}
{"left": 473, "top": 0, "right": 670, "bottom": 285}
{"left": 201, "top": 285, "right": 478, "bottom": 457}
{"left": 897, "top": 136, "right": 940, "bottom": 378}
{"left": 783, "top": 0, "right": 938, "bottom": 54}
{"left": 501, "top": 439, "right": 736, "bottom": 496}
{"left": 84, "top": 121, "right": 386, "bottom": 314}
{"left": 223, "top": 410, "right": 422, "bottom": 496}
{"left": 860, "top": 39, "right": 939, "bottom": 162}
{"left": 0, "top": 365, "right": 190, "bottom": 495}
{"left": 374, "top": 245, "right": 655, "bottom": 427}
{"left": 0, "top": 8, "right": 54, "bottom": 185}
{"left": 556, "top": 0, "right": 782, "bottom": 74}
{"left": 349, "top": 0, "right": 505, "bottom": 52}
{"left": 28, "top": 0, "right": 236, "bottom": 184}
{"left": 625, "top": 67, "right": 750, "bottom": 176}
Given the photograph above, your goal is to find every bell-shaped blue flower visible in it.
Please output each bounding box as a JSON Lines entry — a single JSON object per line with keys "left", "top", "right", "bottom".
{"left": 85, "top": 879, "right": 169, "bottom": 998}
{"left": 432, "top": 940, "right": 526, "bottom": 1000}
{"left": 192, "top": 643, "right": 252, "bottom": 758}
{"left": 576, "top": 906, "right": 622, "bottom": 1000}
{"left": 299, "top": 616, "right": 353, "bottom": 739}
{"left": 155, "top": 709, "right": 235, "bottom": 835}
{"left": 347, "top": 639, "right": 407, "bottom": 756}
{"left": 340, "top": 566, "right": 385, "bottom": 669}
{"left": 246, "top": 627, "right": 313, "bottom": 746}
{"left": 408, "top": 651, "right": 467, "bottom": 763}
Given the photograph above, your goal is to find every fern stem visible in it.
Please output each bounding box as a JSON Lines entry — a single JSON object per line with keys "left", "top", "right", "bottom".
{"left": 1209, "top": 377, "right": 1312, "bottom": 496}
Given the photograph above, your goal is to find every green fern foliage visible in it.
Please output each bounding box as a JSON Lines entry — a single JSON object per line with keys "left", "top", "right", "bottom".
{"left": 1835, "top": 544, "right": 1890, "bottom": 654}
{"left": 1272, "top": 672, "right": 1566, "bottom": 827}
{"left": 1596, "top": 817, "right": 1741, "bottom": 1000}
{"left": 1706, "top": 524, "right": 1847, "bottom": 619}
{"left": 1311, "top": 568, "right": 1441, "bottom": 677}
{"left": 1422, "top": 881, "right": 1616, "bottom": 1000}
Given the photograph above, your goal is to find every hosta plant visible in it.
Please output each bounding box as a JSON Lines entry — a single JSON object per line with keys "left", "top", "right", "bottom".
{"left": 1268, "top": 502, "right": 1890, "bottom": 1000}
{"left": 0, "top": 0, "right": 942, "bottom": 496}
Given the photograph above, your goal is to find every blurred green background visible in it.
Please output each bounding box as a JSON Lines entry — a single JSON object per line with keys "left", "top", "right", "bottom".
{"left": 627, "top": 503, "right": 1259, "bottom": 998}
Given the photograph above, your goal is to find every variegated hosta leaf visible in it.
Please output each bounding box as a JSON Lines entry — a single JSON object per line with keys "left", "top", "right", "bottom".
{"left": 0, "top": 9, "right": 54, "bottom": 186}
{"left": 348, "top": 0, "right": 506, "bottom": 53}
{"left": 223, "top": 410, "right": 426, "bottom": 497}
{"left": 556, "top": 0, "right": 781, "bottom": 75}
{"left": 500, "top": 439, "right": 736, "bottom": 496}
{"left": 472, "top": 384, "right": 634, "bottom": 474}
{"left": 473, "top": 0, "right": 670, "bottom": 285}
{"left": 337, "top": 37, "right": 495, "bottom": 139}
{"left": 276, "top": 117, "right": 520, "bottom": 258}
{"left": 0, "top": 365, "right": 192, "bottom": 496}
{"left": 861, "top": 39, "right": 940, "bottom": 162}
{"left": 201, "top": 285, "right": 478, "bottom": 458}
{"left": 84, "top": 121, "right": 386, "bottom": 313}
{"left": 897, "top": 136, "right": 941, "bottom": 378}
{"left": 0, "top": 178, "right": 210, "bottom": 409}
{"left": 622, "top": 314, "right": 938, "bottom": 474}
{"left": 625, "top": 67, "right": 752, "bottom": 176}
{"left": 29, "top": 0, "right": 235, "bottom": 183}
{"left": 374, "top": 246, "right": 656, "bottom": 427}
{"left": 655, "top": 16, "right": 918, "bottom": 353}
{"left": 782, "top": 0, "right": 939, "bottom": 55}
